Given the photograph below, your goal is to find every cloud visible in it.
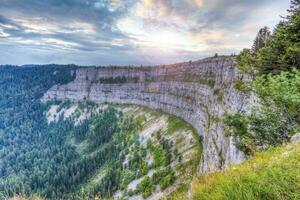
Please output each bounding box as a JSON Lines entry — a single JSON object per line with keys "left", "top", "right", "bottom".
{"left": 0, "top": 0, "right": 291, "bottom": 65}
{"left": 188, "top": 0, "right": 204, "bottom": 7}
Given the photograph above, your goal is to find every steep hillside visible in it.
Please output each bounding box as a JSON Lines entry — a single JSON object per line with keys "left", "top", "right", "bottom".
{"left": 0, "top": 65, "right": 76, "bottom": 199}
{"left": 45, "top": 102, "right": 201, "bottom": 199}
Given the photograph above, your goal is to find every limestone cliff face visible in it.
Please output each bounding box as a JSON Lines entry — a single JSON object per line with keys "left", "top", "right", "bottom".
{"left": 42, "top": 56, "right": 256, "bottom": 173}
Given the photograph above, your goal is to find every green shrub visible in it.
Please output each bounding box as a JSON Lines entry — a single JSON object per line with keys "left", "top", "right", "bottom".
{"left": 254, "top": 69, "right": 300, "bottom": 116}
{"left": 213, "top": 88, "right": 224, "bottom": 102}
{"left": 236, "top": 49, "right": 257, "bottom": 73}
{"left": 121, "top": 170, "right": 136, "bottom": 189}
{"left": 137, "top": 176, "right": 154, "bottom": 198}
{"left": 224, "top": 106, "right": 297, "bottom": 155}
{"left": 140, "top": 161, "right": 149, "bottom": 175}
{"left": 224, "top": 113, "right": 248, "bottom": 138}
{"left": 230, "top": 1, "right": 300, "bottom": 156}
{"left": 127, "top": 189, "right": 134, "bottom": 196}
{"left": 226, "top": 70, "right": 300, "bottom": 155}
{"left": 248, "top": 107, "right": 295, "bottom": 147}
{"left": 252, "top": 69, "right": 300, "bottom": 143}
{"left": 152, "top": 168, "right": 176, "bottom": 190}
{"left": 234, "top": 78, "right": 252, "bottom": 93}
{"left": 159, "top": 173, "right": 176, "bottom": 190}
{"left": 224, "top": 113, "right": 254, "bottom": 155}
{"left": 153, "top": 146, "right": 168, "bottom": 167}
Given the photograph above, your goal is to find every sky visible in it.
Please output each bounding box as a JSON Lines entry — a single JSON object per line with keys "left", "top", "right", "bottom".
{"left": 0, "top": 0, "right": 290, "bottom": 66}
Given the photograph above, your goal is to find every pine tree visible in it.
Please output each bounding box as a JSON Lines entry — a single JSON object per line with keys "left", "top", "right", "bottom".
{"left": 288, "top": 0, "right": 300, "bottom": 16}
{"left": 251, "top": 26, "right": 271, "bottom": 52}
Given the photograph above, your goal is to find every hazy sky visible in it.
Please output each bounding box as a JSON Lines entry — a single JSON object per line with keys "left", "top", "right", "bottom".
{"left": 0, "top": 0, "right": 290, "bottom": 66}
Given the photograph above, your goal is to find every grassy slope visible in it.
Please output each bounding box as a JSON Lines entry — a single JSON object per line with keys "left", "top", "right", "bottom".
{"left": 188, "top": 142, "right": 300, "bottom": 200}
{"left": 166, "top": 115, "right": 202, "bottom": 199}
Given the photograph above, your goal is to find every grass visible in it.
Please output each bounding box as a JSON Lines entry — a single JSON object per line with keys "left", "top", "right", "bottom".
{"left": 167, "top": 120, "right": 202, "bottom": 199}
{"left": 166, "top": 183, "right": 190, "bottom": 200}
{"left": 167, "top": 115, "right": 196, "bottom": 135}
{"left": 190, "top": 142, "right": 300, "bottom": 200}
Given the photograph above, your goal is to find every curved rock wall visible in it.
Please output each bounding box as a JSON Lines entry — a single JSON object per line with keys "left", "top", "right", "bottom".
{"left": 42, "top": 56, "right": 256, "bottom": 173}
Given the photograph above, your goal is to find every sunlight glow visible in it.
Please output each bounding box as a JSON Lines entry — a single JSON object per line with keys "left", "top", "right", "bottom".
{"left": 117, "top": 17, "right": 206, "bottom": 52}
{"left": 146, "top": 31, "right": 188, "bottom": 47}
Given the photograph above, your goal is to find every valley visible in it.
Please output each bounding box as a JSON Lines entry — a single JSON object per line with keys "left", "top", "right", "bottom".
{"left": 1, "top": 1, "right": 300, "bottom": 198}
{"left": 0, "top": 65, "right": 201, "bottom": 199}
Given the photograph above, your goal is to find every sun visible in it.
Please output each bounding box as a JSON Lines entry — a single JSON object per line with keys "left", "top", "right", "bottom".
{"left": 150, "top": 31, "right": 182, "bottom": 46}
{"left": 117, "top": 17, "right": 202, "bottom": 52}
{"left": 144, "top": 30, "right": 192, "bottom": 50}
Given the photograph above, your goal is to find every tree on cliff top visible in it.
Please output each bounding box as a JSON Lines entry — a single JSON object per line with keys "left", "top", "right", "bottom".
{"left": 288, "top": 0, "right": 300, "bottom": 17}
{"left": 251, "top": 26, "right": 271, "bottom": 52}
{"left": 237, "top": 0, "right": 300, "bottom": 74}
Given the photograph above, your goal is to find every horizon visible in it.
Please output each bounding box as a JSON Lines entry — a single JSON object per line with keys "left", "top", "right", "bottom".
{"left": 0, "top": 0, "right": 290, "bottom": 66}
{"left": 0, "top": 54, "right": 233, "bottom": 67}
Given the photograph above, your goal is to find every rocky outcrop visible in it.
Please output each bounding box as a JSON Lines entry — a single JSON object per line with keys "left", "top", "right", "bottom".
{"left": 291, "top": 133, "right": 300, "bottom": 144}
{"left": 42, "top": 56, "right": 257, "bottom": 173}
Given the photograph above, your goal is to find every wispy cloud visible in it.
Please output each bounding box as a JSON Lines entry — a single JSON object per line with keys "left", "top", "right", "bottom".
{"left": 0, "top": 0, "right": 290, "bottom": 65}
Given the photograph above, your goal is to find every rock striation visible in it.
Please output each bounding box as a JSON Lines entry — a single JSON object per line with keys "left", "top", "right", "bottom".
{"left": 42, "top": 56, "right": 256, "bottom": 173}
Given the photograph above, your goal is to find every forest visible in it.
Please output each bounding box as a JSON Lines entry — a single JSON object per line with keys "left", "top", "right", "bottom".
{"left": 0, "top": 65, "right": 129, "bottom": 199}
{"left": 0, "top": 65, "right": 199, "bottom": 199}
{"left": 0, "top": 65, "right": 79, "bottom": 198}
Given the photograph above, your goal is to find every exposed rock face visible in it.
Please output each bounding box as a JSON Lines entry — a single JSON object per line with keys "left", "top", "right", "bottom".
{"left": 42, "top": 56, "right": 256, "bottom": 173}
{"left": 291, "top": 133, "right": 300, "bottom": 144}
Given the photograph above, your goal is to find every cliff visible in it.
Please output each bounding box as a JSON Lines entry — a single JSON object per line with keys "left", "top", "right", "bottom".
{"left": 42, "top": 56, "right": 257, "bottom": 173}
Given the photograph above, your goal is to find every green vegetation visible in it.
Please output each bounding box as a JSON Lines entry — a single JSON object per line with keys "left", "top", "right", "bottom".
{"left": 224, "top": 107, "right": 295, "bottom": 155}
{"left": 146, "top": 135, "right": 173, "bottom": 169}
{"left": 213, "top": 88, "right": 224, "bottom": 102}
{"left": 254, "top": 69, "right": 300, "bottom": 113}
{"left": 237, "top": 0, "right": 299, "bottom": 74}
{"left": 153, "top": 168, "right": 176, "bottom": 190}
{"left": 236, "top": 48, "right": 258, "bottom": 73}
{"left": 4, "top": 2, "right": 298, "bottom": 200}
{"left": 167, "top": 115, "right": 197, "bottom": 135}
{"left": 167, "top": 123, "right": 202, "bottom": 199}
{"left": 93, "top": 76, "right": 139, "bottom": 84}
{"left": 166, "top": 184, "right": 190, "bottom": 200}
{"left": 226, "top": 0, "right": 300, "bottom": 155}
{"left": 0, "top": 65, "right": 77, "bottom": 198}
{"left": 137, "top": 176, "right": 154, "bottom": 198}
{"left": 224, "top": 113, "right": 253, "bottom": 155}
{"left": 191, "top": 142, "right": 300, "bottom": 200}
{"left": 234, "top": 78, "right": 252, "bottom": 93}
{"left": 0, "top": 64, "right": 201, "bottom": 199}
{"left": 0, "top": 65, "right": 143, "bottom": 199}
